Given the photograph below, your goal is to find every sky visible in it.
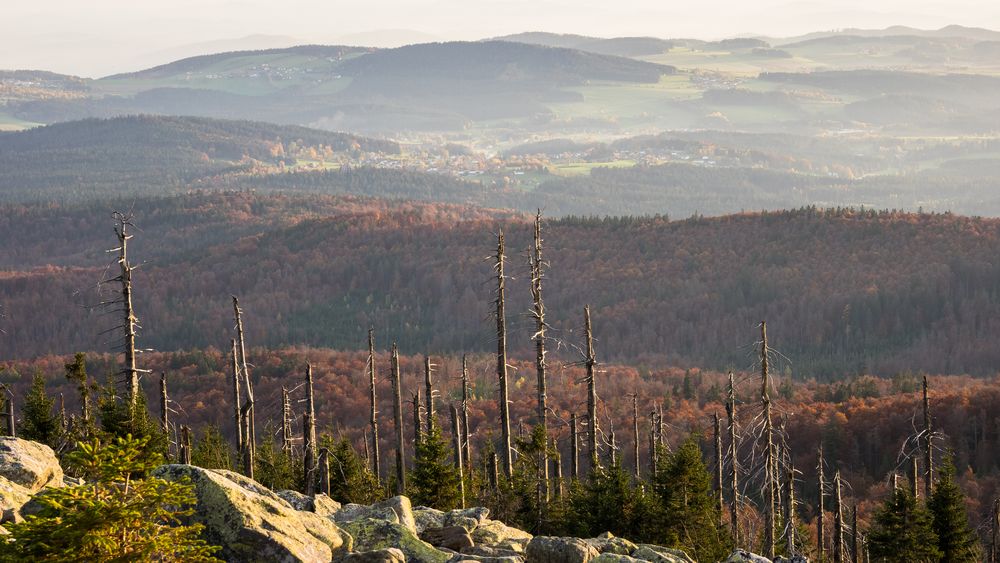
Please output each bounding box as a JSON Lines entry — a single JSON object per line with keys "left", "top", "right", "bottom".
{"left": 3, "top": 0, "right": 1000, "bottom": 77}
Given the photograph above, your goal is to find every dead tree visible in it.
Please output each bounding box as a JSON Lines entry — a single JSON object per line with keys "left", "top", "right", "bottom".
{"left": 584, "top": 305, "right": 599, "bottom": 474}
{"left": 760, "top": 321, "right": 778, "bottom": 560}
{"left": 851, "top": 504, "right": 859, "bottom": 563}
{"left": 368, "top": 328, "right": 380, "bottom": 479}
{"left": 833, "top": 470, "right": 844, "bottom": 563}
{"left": 1, "top": 388, "right": 13, "bottom": 437}
{"left": 713, "top": 412, "right": 724, "bottom": 521}
{"left": 233, "top": 297, "right": 256, "bottom": 473}
{"left": 281, "top": 387, "right": 292, "bottom": 458}
{"left": 159, "top": 373, "right": 170, "bottom": 457}
{"left": 529, "top": 210, "right": 550, "bottom": 499}
{"left": 230, "top": 339, "right": 243, "bottom": 455}
{"left": 305, "top": 364, "right": 317, "bottom": 465}
{"left": 632, "top": 394, "right": 641, "bottom": 480}
{"left": 551, "top": 438, "right": 563, "bottom": 499}
{"left": 785, "top": 462, "right": 796, "bottom": 557}
{"left": 59, "top": 393, "right": 67, "bottom": 433}
{"left": 923, "top": 376, "right": 933, "bottom": 498}
{"left": 609, "top": 428, "right": 618, "bottom": 466}
{"left": 413, "top": 390, "right": 423, "bottom": 447}
{"left": 451, "top": 404, "right": 465, "bottom": 508}
{"left": 910, "top": 456, "right": 919, "bottom": 500}
{"left": 112, "top": 213, "right": 141, "bottom": 407}
{"left": 318, "top": 448, "right": 331, "bottom": 496}
{"left": 818, "top": 446, "right": 826, "bottom": 563}
{"left": 570, "top": 412, "right": 579, "bottom": 480}
{"left": 390, "top": 343, "right": 405, "bottom": 493}
{"left": 424, "top": 355, "right": 435, "bottom": 434}
{"left": 726, "top": 372, "right": 739, "bottom": 545}
{"left": 304, "top": 413, "right": 316, "bottom": 495}
{"left": 495, "top": 229, "right": 513, "bottom": 478}
{"left": 180, "top": 425, "right": 192, "bottom": 465}
{"left": 650, "top": 410, "right": 659, "bottom": 475}
{"left": 489, "top": 452, "right": 499, "bottom": 490}
{"left": 461, "top": 355, "right": 472, "bottom": 470}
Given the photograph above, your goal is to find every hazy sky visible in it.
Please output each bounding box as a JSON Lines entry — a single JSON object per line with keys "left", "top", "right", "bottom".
{"left": 4, "top": 0, "right": 1000, "bottom": 77}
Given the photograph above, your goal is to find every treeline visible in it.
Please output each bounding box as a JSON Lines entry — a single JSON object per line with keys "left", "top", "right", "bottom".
{"left": 6, "top": 201, "right": 1000, "bottom": 377}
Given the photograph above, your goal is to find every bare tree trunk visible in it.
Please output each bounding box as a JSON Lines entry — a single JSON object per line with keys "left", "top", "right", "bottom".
{"left": 461, "top": 355, "right": 472, "bottom": 470}
{"left": 833, "top": 470, "right": 844, "bottom": 563}
{"left": 760, "top": 321, "right": 777, "bottom": 560}
{"left": 923, "top": 375, "right": 933, "bottom": 498}
{"left": 304, "top": 413, "right": 315, "bottom": 495}
{"left": 713, "top": 412, "right": 723, "bottom": 522}
{"left": 489, "top": 452, "right": 499, "bottom": 490}
{"left": 851, "top": 504, "right": 859, "bottom": 563}
{"left": 113, "top": 214, "right": 140, "bottom": 408}
{"left": 233, "top": 297, "right": 256, "bottom": 468}
{"left": 305, "top": 364, "right": 317, "bottom": 463}
{"left": 390, "top": 343, "right": 405, "bottom": 494}
{"left": 178, "top": 425, "right": 190, "bottom": 464}
{"left": 160, "top": 373, "right": 170, "bottom": 458}
{"left": 368, "top": 328, "right": 380, "bottom": 480}
{"left": 424, "top": 355, "right": 434, "bottom": 434}
{"left": 451, "top": 404, "right": 465, "bottom": 508}
{"left": 59, "top": 393, "right": 67, "bottom": 433}
{"left": 911, "top": 455, "right": 919, "bottom": 500}
{"left": 364, "top": 429, "right": 371, "bottom": 468}
{"left": 632, "top": 394, "right": 640, "bottom": 480}
{"left": 551, "top": 438, "right": 563, "bottom": 500}
{"left": 230, "top": 338, "right": 243, "bottom": 456}
{"left": 282, "top": 387, "right": 292, "bottom": 459}
{"left": 818, "top": 446, "right": 826, "bottom": 563}
{"left": 495, "top": 229, "right": 513, "bottom": 479}
{"left": 609, "top": 428, "right": 618, "bottom": 466}
{"left": 785, "top": 462, "right": 796, "bottom": 557}
{"left": 650, "top": 410, "right": 658, "bottom": 475}
{"left": 2, "top": 389, "right": 12, "bottom": 437}
{"left": 570, "top": 412, "right": 579, "bottom": 480}
{"left": 319, "top": 448, "right": 330, "bottom": 496}
{"left": 530, "top": 210, "right": 549, "bottom": 500}
{"left": 584, "top": 306, "right": 599, "bottom": 475}
{"left": 727, "top": 372, "right": 739, "bottom": 545}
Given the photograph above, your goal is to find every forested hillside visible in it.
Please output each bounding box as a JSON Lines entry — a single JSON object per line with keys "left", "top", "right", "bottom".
{"left": 2, "top": 197, "right": 1000, "bottom": 377}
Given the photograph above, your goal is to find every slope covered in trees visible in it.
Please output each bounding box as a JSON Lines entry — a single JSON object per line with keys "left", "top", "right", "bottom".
{"left": 2, "top": 197, "right": 1000, "bottom": 377}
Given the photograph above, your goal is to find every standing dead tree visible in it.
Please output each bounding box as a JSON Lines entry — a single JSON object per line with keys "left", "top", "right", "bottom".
{"left": 923, "top": 376, "right": 933, "bottom": 498}
{"left": 368, "top": 328, "right": 380, "bottom": 480}
{"left": 233, "top": 297, "right": 256, "bottom": 477}
{"left": 281, "top": 387, "right": 293, "bottom": 459}
{"left": 159, "top": 372, "right": 170, "bottom": 459}
{"left": 424, "top": 355, "right": 435, "bottom": 434}
{"left": 318, "top": 448, "right": 331, "bottom": 496}
{"left": 304, "top": 413, "right": 316, "bottom": 495}
{"left": 570, "top": 413, "right": 579, "bottom": 480}
{"left": 180, "top": 426, "right": 192, "bottom": 465}
{"left": 495, "top": 229, "right": 513, "bottom": 479}
{"left": 833, "top": 470, "right": 845, "bottom": 563}
{"left": 230, "top": 339, "right": 243, "bottom": 455}
{"left": 818, "top": 446, "right": 826, "bottom": 563}
{"left": 714, "top": 412, "right": 724, "bottom": 522}
{"left": 461, "top": 355, "right": 472, "bottom": 471}
{"left": 451, "top": 404, "right": 465, "bottom": 508}
{"left": 726, "top": 372, "right": 739, "bottom": 545}
{"left": 785, "top": 461, "right": 797, "bottom": 557}
{"left": 584, "top": 305, "right": 599, "bottom": 475}
{"left": 1, "top": 387, "right": 12, "bottom": 437}
{"left": 650, "top": 410, "right": 659, "bottom": 475}
{"left": 413, "top": 390, "right": 423, "bottom": 447}
{"left": 551, "top": 438, "right": 563, "bottom": 499}
{"left": 110, "top": 212, "right": 142, "bottom": 408}
{"left": 529, "top": 210, "right": 550, "bottom": 500}
{"left": 305, "top": 363, "right": 317, "bottom": 468}
{"left": 390, "top": 343, "right": 405, "bottom": 494}
{"left": 760, "top": 321, "right": 778, "bottom": 560}
{"left": 632, "top": 394, "right": 641, "bottom": 480}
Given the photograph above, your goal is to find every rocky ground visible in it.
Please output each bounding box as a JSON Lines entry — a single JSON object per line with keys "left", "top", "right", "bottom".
{"left": 0, "top": 437, "right": 806, "bottom": 563}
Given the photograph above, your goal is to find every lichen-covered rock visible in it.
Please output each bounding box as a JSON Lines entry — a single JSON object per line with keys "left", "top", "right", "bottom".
{"left": 339, "top": 547, "right": 407, "bottom": 562}
{"left": 447, "top": 515, "right": 480, "bottom": 532}
{"left": 340, "top": 517, "right": 450, "bottom": 563}
{"left": 421, "top": 525, "right": 475, "bottom": 552}
{"left": 723, "top": 550, "right": 773, "bottom": 563}
{"left": 593, "top": 554, "right": 644, "bottom": 563}
{"left": 450, "top": 506, "right": 490, "bottom": 525}
{"left": 152, "top": 464, "right": 348, "bottom": 563}
{"left": 774, "top": 557, "right": 808, "bottom": 563}
{"left": 471, "top": 519, "right": 533, "bottom": 548}
{"left": 336, "top": 496, "right": 418, "bottom": 535}
{"left": 585, "top": 532, "right": 638, "bottom": 555}
{"left": 415, "top": 506, "right": 447, "bottom": 533}
{"left": 525, "top": 536, "right": 599, "bottom": 563}
{"left": 278, "top": 490, "right": 342, "bottom": 517}
{"left": 0, "top": 476, "right": 31, "bottom": 518}
{"left": 461, "top": 545, "right": 524, "bottom": 559}
{"left": 449, "top": 553, "right": 523, "bottom": 563}
{"left": 631, "top": 545, "right": 695, "bottom": 563}
{"left": 0, "top": 437, "right": 63, "bottom": 492}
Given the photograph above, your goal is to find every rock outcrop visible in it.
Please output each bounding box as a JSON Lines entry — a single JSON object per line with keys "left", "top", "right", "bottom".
{"left": 0, "top": 437, "right": 64, "bottom": 522}
{"left": 152, "top": 464, "right": 348, "bottom": 563}
{"left": 525, "top": 536, "right": 600, "bottom": 563}
{"left": 338, "top": 517, "right": 451, "bottom": 563}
